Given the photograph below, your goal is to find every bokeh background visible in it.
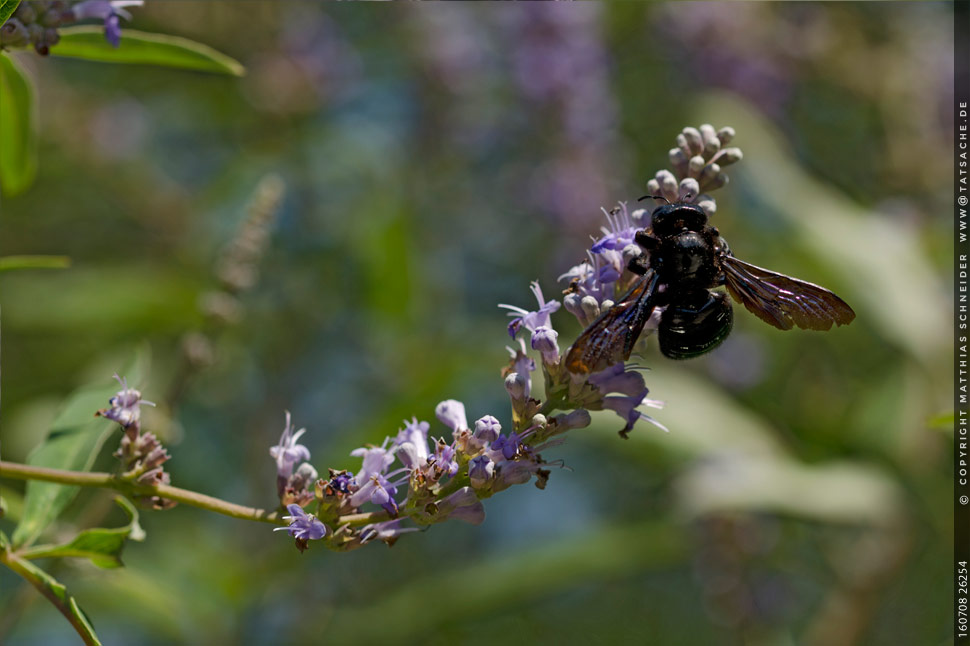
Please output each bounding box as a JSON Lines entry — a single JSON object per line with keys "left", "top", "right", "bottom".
{"left": 0, "top": 2, "right": 954, "bottom": 644}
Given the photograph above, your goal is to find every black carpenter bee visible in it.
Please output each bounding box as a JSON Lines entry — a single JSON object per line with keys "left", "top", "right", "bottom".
{"left": 565, "top": 200, "right": 855, "bottom": 374}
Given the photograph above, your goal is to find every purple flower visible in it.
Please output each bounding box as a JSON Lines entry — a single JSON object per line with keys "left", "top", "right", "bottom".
{"left": 468, "top": 455, "right": 495, "bottom": 489}
{"left": 269, "top": 411, "right": 311, "bottom": 480}
{"left": 96, "top": 374, "right": 155, "bottom": 429}
{"left": 351, "top": 443, "right": 394, "bottom": 482}
{"left": 394, "top": 417, "right": 430, "bottom": 469}
{"left": 531, "top": 326, "right": 560, "bottom": 365}
{"left": 72, "top": 0, "right": 142, "bottom": 47}
{"left": 359, "top": 519, "right": 419, "bottom": 545}
{"left": 504, "top": 373, "right": 528, "bottom": 402}
{"left": 435, "top": 399, "right": 468, "bottom": 434}
{"left": 491, "top": 431, "right": 522, "bottom": 461}
{"left": 437, "top": 487, "right": 485, "bottom": 525}
{"left": 559, "top": 255, "right": 620, "bottom": 311}
{"left": 431, "top": 440, "right": 459, "bottom": 477}
{"left": 506, "top": 338, "right": 535, "bottom": 399}
{"left": 499, "top": 281, "right": 561, "bottom": 339}
{"left": 327, "top": 470, "right": 355, "bottom": 494}
{"left": 603, "top": 393, "right": 667, "bottom": 437}
{"left": 589, "top": 203, "right": 638, "bottom": 254}
{"left": 349, "top": 473, "right": 400, "bottom": 515}
{"left": 588, "top": 363, "right": 647, "bottom": 397}
{"left": 274, "top": 504, "right": 327, "bottom": 541}
{"left": 473, "top": 415, "right": 502, "bottom": 444}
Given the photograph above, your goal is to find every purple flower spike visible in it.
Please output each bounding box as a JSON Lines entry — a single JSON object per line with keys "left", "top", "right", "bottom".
{"left": 274, "top": 504, "right": 327, "bottom": 541}
{"left": 72, "top": 0, "right": 142, "bottom": 47}
{"left": 435, "top": 399, "right": 468, "bottom": 433}
{"left": 269, "top": 411, "right": 311, "bottom": 480}
{"left": 499, "top": 281, "right": 561, "bottom": 339}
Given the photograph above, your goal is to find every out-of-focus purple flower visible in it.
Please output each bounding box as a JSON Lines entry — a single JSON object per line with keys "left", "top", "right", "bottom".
{"left": 435, "top": 399, "right": 468, "bottom": 434}
{"left": 531, "top": 326, "right": 560, "bottom": 365}
{"left": 359, "top": 519, "right": 419, "bottom": 545}
{"left": 499, "top": 281, "right": 561, "bottom": 339}
{"left": 72, "top": 0, "right": 142, "bottom": 47}
{"left": 473, "top": 415, "right": 502, "bottom": 444}
{"left": 269, "top": 411, "right": 311, "bottom": 480}
{"left": 468, "top": 455, "right": 495, "bottom": 489}
{"left": 274, "top": 504, "right": 327, "bottom": 541}
{"left": 437, "top": 487, "right": 485, "bottom": 525}
{"left": 96, "top": 374, "right": 155, "bottom": 429}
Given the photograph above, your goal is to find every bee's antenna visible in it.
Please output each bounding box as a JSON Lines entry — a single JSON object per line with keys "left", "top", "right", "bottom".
{"left": 637, "top": 194, "right": 670, "bottom": 204}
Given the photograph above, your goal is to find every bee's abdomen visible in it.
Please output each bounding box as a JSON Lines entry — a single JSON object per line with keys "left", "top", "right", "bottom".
{"left": 659, "top": 290, "right": 733, "bottom": 359}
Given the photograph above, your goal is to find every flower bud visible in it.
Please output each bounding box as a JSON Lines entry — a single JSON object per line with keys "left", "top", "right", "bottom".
{"left": 473, "top": 415, "right": 502, "bottom": 443}
{"left": 468, "top": 455, "right": 495, "bottom": 489}
{"left": 530, "top": 326, "right": 560, "bottom": 365}
{"left": 504, "top": 372, "right": 527, "bottom": 402}
{"left": 435, "top": 399, "right": 468, "bottom": 433}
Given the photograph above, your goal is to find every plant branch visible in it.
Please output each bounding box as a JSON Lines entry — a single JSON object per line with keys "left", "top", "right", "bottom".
{"left": 0, "top": 549, "right": 99, "bottom": 646}
{"left": 0, "top": 461, "right": 282, "bottom": 525}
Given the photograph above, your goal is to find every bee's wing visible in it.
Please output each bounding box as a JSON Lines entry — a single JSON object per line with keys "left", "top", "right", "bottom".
{"left": 565, "top": 270, "right": 660, "bottom": 375}
{"left": 721, "top": 255, "right": 855, "bottom": 331}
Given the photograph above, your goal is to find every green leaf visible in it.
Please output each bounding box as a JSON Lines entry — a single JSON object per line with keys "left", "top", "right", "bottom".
{"left": 52, "top": 27, "right": 245, "bottom": 76}
{"left": 11, "top": 349, "right": 150, "bottom": 548}
{"left": 0, "top": 52, "right": 38, "bottom": 196}
{"left": 0, "top": 255, "right": 71, "bottom": 272}
{"left": 20, "top": 497, "right": 145, "bottom": 568}
{"left": 0, "top": 0, "right": 21, "bottom": 25}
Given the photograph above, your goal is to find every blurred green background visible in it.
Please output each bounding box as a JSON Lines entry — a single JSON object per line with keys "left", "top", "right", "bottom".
{"left": 0, "top": 2, "right": 954, "bottom": 645}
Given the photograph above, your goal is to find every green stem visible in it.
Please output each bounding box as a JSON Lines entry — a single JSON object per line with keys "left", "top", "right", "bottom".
{"left": 0, "top": 461, "right": 281, "bottom": 525}
{"left": 0, "top": 549, "right": 100, "bottom": 646}
{"left": 0, "top": 255, "right": 71, "bottom": 271}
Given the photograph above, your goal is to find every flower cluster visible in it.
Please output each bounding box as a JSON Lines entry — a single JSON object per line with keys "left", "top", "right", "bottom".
{"left": 273, "top": 126, "right": 744, "bottom": 550}
{"left": 96, "top": 374, "right": 174, "bottom": 508}
{"left": 0, "top": 0, "right": 141, "bottom": 53}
